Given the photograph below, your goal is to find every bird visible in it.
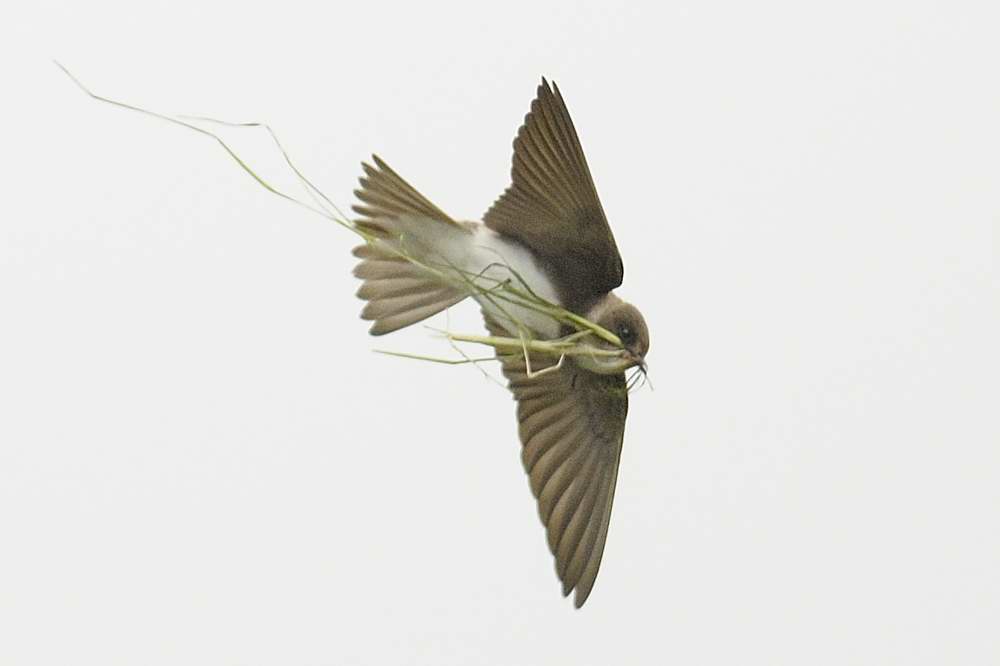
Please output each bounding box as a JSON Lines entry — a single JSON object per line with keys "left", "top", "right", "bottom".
{"left": 349, "top": 78, "right": 649, "bottom": 607}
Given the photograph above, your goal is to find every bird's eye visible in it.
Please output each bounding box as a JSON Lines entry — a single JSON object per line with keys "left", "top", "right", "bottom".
{"left": 618, "top": 324, "right": 635, "bottom": 345}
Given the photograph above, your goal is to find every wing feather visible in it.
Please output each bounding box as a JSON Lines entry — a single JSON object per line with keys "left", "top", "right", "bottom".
{"left": 555, "top": 458, "right": 604, "bottom": 575}
{"left": 483, "top": 79, "right": 623, "bottom": 309}
{"left": 561, "top": 463, "right": 614, "bottom": 603}
{"left": 528, "top": 428, "right": 581, "bottom": 498}
{"left": 537, "top": 432, "right": 592, "bottom": 522}
{"left": 486, "top": 314, "right": 628, "bottom": 607}
{"left": 574, "top": 471, "right": 619, "bottom": 607}
{"left": 521, "top": 410, "right": 577, "bottom": 470}
{"left": 545, "top": 445, "right": 602, "bottom": 551}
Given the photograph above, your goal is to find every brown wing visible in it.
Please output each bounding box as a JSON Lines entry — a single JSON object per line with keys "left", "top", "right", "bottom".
{"left": 486, "top": 316, "right": 628, "bottom": 607}
{"left": 484, "top": 79, "right": 623, "bottom": 311}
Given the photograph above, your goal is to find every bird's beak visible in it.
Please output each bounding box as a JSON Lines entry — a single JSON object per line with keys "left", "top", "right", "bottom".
{"left": 628, "top": 353, "right": 647, "bottom": 372}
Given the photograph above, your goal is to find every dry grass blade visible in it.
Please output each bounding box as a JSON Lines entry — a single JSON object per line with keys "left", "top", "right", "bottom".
{"left": 56, "top": 63, "right": 629, "bottom": 369}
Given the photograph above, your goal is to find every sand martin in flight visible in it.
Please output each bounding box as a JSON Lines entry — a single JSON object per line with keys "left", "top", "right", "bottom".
{"left": 350, "top": 79, "right": 649, "bottom": 607}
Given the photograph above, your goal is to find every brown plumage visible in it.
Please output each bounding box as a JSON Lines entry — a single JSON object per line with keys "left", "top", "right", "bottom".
{"left": 483, "top": 79, "right": 624, "bottom": 312}
{"left": 485, "top": 315, "right": 627, "bottom": 607}
{"left": 347, "top": 79, "right": 650, "bottom": 607}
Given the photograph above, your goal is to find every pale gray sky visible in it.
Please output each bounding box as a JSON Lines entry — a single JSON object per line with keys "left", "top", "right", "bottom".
{"left": 3, "top": 1, "right": 999, "bottom": 664}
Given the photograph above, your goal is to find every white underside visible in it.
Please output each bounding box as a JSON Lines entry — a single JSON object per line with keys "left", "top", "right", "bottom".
{"left": 390, "top": 216, "right": 563, "bottom": 339}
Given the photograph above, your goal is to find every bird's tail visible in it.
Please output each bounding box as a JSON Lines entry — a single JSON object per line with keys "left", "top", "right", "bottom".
{"left": 350, "top": 156, "right": 469, "bottom": 335}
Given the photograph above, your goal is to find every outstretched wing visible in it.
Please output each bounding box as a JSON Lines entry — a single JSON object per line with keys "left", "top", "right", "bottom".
{"left": 483, "top": 79, "right": 623, "bottom": 311}
{"left": 486, "top": 316, "right": 628, "bottom": 607}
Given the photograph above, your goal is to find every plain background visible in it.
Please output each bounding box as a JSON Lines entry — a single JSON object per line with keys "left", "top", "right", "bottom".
{"left": 3, "top": 1, "right": 999, "bottom": 664}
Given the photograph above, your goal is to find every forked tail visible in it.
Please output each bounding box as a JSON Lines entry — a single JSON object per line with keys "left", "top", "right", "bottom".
{"left": 350, "top": 156, "right": 469, "bottom": 335}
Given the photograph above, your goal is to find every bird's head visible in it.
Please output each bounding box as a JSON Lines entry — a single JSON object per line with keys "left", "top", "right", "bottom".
{"left": 576, "top": 296, "right": 650, "bottom": 375}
